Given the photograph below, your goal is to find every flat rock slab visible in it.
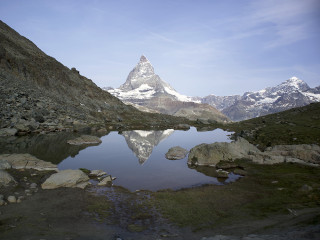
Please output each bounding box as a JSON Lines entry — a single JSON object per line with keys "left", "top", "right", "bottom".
{"left": 165, "top": 146, "right": 188, "bottom": 160}
{"left": 0, "top": 153, "right": 57, "bottom": 171}
{"left": 67, "top": 135, "right": 102, "bottom": 145}
{"left": 42, "top": 169, "right": 90, "bottom": 189}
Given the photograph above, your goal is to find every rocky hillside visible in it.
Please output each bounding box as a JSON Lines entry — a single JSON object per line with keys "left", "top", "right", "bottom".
{"left": 198, "top": 77, "right": 320, "bottom": 121}
{"left": 226, "top": 102, "right": 320, "bottom": 149}
{"left": 107, "top": 56, "right": 230, "bottom": 123}
{"left": 0, "top": 21, "right": 190, "bottom": 135}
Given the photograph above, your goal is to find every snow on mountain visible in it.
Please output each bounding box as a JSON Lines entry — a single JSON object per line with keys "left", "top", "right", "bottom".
{"left": 106, "top": 55, "right": 229, "bottom": 123}
{"left": 108, "top": 55, "right": 196, "bottom": 103}
{"left": 218, "top": 77, "right": 320, "bottom": 121}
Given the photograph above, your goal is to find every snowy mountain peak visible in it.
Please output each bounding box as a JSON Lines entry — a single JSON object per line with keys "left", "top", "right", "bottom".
{"left": 108, "top": 56, "right": 196, "bottom": 103}
{"left": 279, "top": 76, "right": 309, "bottom": 92}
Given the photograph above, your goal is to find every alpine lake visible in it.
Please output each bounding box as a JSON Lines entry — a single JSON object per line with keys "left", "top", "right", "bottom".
{"left": 0, "top": 127, "right": 240, "bottom": 191}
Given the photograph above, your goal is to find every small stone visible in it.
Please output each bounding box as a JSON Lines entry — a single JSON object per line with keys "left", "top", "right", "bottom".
{"left": 7, "top": 195, "right": 17, "bottom": 203}
{"left": 30, "top": 183, "right": 37, "bottom": 188}
{"left": 165, "top": 146, "right": 188, "bottom": 160}
{"left": 0, "top": 199, "right": 5, "bottom": 206}
{"left": 0, "top": 194, "right": 4, "bottom": 200}
{"left": 300, "top": 184, "right": 313, "bottom": 192}
{"left": 216, "top": 169, "right": 229, "bottom": 178}
{"left": 89, "top": 170, "right": 107, "bottom": 177}
{"left": 25, "top": 189, "right": 31, "bottom": 193}
{"left": 271, "top": 181, "right": 278, "bottom": 184}
{"left": 18, "top": 196, "right": 25, "bottom": 201}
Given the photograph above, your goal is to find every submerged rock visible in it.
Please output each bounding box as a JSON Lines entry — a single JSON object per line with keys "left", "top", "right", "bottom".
{"left": 41, "top": 169, "right": 90, "bottom": 189}
{"left": 0, "top": 154, "right": 57, "bottom": 171}
{"left": 165, "top": 146, "right": 188, "bottom": 160}
{"left": 67, "top": 135, "right": 102, "bottom": 145}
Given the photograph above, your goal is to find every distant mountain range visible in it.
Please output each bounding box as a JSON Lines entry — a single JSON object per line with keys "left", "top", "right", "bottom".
{"left": 196, "top": 77, "right": 320, "bottom": 121}
{"left": 106, "top": 56, "right": 230, "bottom": 123}
{"left": 106, "top": 56, "right": 320, "bottom": 122}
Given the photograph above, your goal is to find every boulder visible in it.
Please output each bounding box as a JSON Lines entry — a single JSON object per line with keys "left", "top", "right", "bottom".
{"left": 67, "top": 135, "right": 102, "bottom": 145}
{"left": 0, "top": 154, "right": 58, "bottom": 171}
{"left": 42, "top": 169, "right": 90, "bottom": 189}
{"left": 0, "top": 128, "right": 17, "bottom": 136}
{"left": 0, "top": 170, "right": 16, "bottom": 186}
{"left": 188, "top": 138, "right": 259, "bottom": 166}
{"left": 98, "top": 175, "right": 112, "bottom": 186}
{"left": 165, "top": 146, "right": 188, "bottom": 160}
{"left": 0, "top": 159, "right": 11, "bottom": 169}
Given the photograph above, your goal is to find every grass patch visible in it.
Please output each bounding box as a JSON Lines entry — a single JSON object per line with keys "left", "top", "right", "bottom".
{"left": 152, "top": 160, "right": 320, "bottom": 230}
{"left": 87, "top": 195, "right": 112, "bottom": 220}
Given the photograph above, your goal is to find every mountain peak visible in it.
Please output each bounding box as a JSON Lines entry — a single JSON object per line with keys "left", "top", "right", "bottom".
{"left": 289, "top": 76, "right": 299, "bottom": 81}
{"left": 281, "top": 76, "right": 309, "bottom": 91}
{"left": 140, "top": 55, "right": 149, "bottom": 63}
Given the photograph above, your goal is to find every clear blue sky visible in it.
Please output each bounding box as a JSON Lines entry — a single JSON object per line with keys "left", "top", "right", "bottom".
{"left": 1, "top": 0, "right": 319, "bottom": 96}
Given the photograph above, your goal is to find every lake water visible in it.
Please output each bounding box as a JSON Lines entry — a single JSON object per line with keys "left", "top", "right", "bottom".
{"left": 0, "top": 128, "right": 240, "bottom": 191}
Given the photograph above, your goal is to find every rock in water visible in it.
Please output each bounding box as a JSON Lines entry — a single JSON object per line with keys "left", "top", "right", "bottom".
{"left": 89, "top": 169, "right": 107, "bottom": 177}
{"left": 41, "top": 170, "right": 90, "bottom": 189}
{"left": 98, "top": 175, "right": 113, "bottom": 186}
{"left": 67, "top": 135, "right": 102, "bottom": 145}
{"left": 188, "top": 138, "right": 259, "bottom": 166}
{"left": 165, "top": 146, "right": 188, "bottom": 160}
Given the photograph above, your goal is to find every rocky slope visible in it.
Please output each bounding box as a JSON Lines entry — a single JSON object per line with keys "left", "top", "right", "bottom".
{"left": 0, "top": 21, "right": 189, "bottom": 135}
{"left": 107, "top": 56, "right": 230, "bottom": 123}
{"left": 198, "top": 77, "right": 320, "bottom": 121}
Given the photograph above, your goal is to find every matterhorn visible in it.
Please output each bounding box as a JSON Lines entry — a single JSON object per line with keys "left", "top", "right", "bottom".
{"left": 107, "top": 55, "right": 229, "bottom": 123}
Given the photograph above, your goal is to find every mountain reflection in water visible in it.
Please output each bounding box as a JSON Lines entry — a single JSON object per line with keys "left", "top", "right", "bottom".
{"left": 0, "top": 128, "right": 238, "bottom": 191}
{"left": 121, "top": 129, "right": 174, "bottom": 164}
